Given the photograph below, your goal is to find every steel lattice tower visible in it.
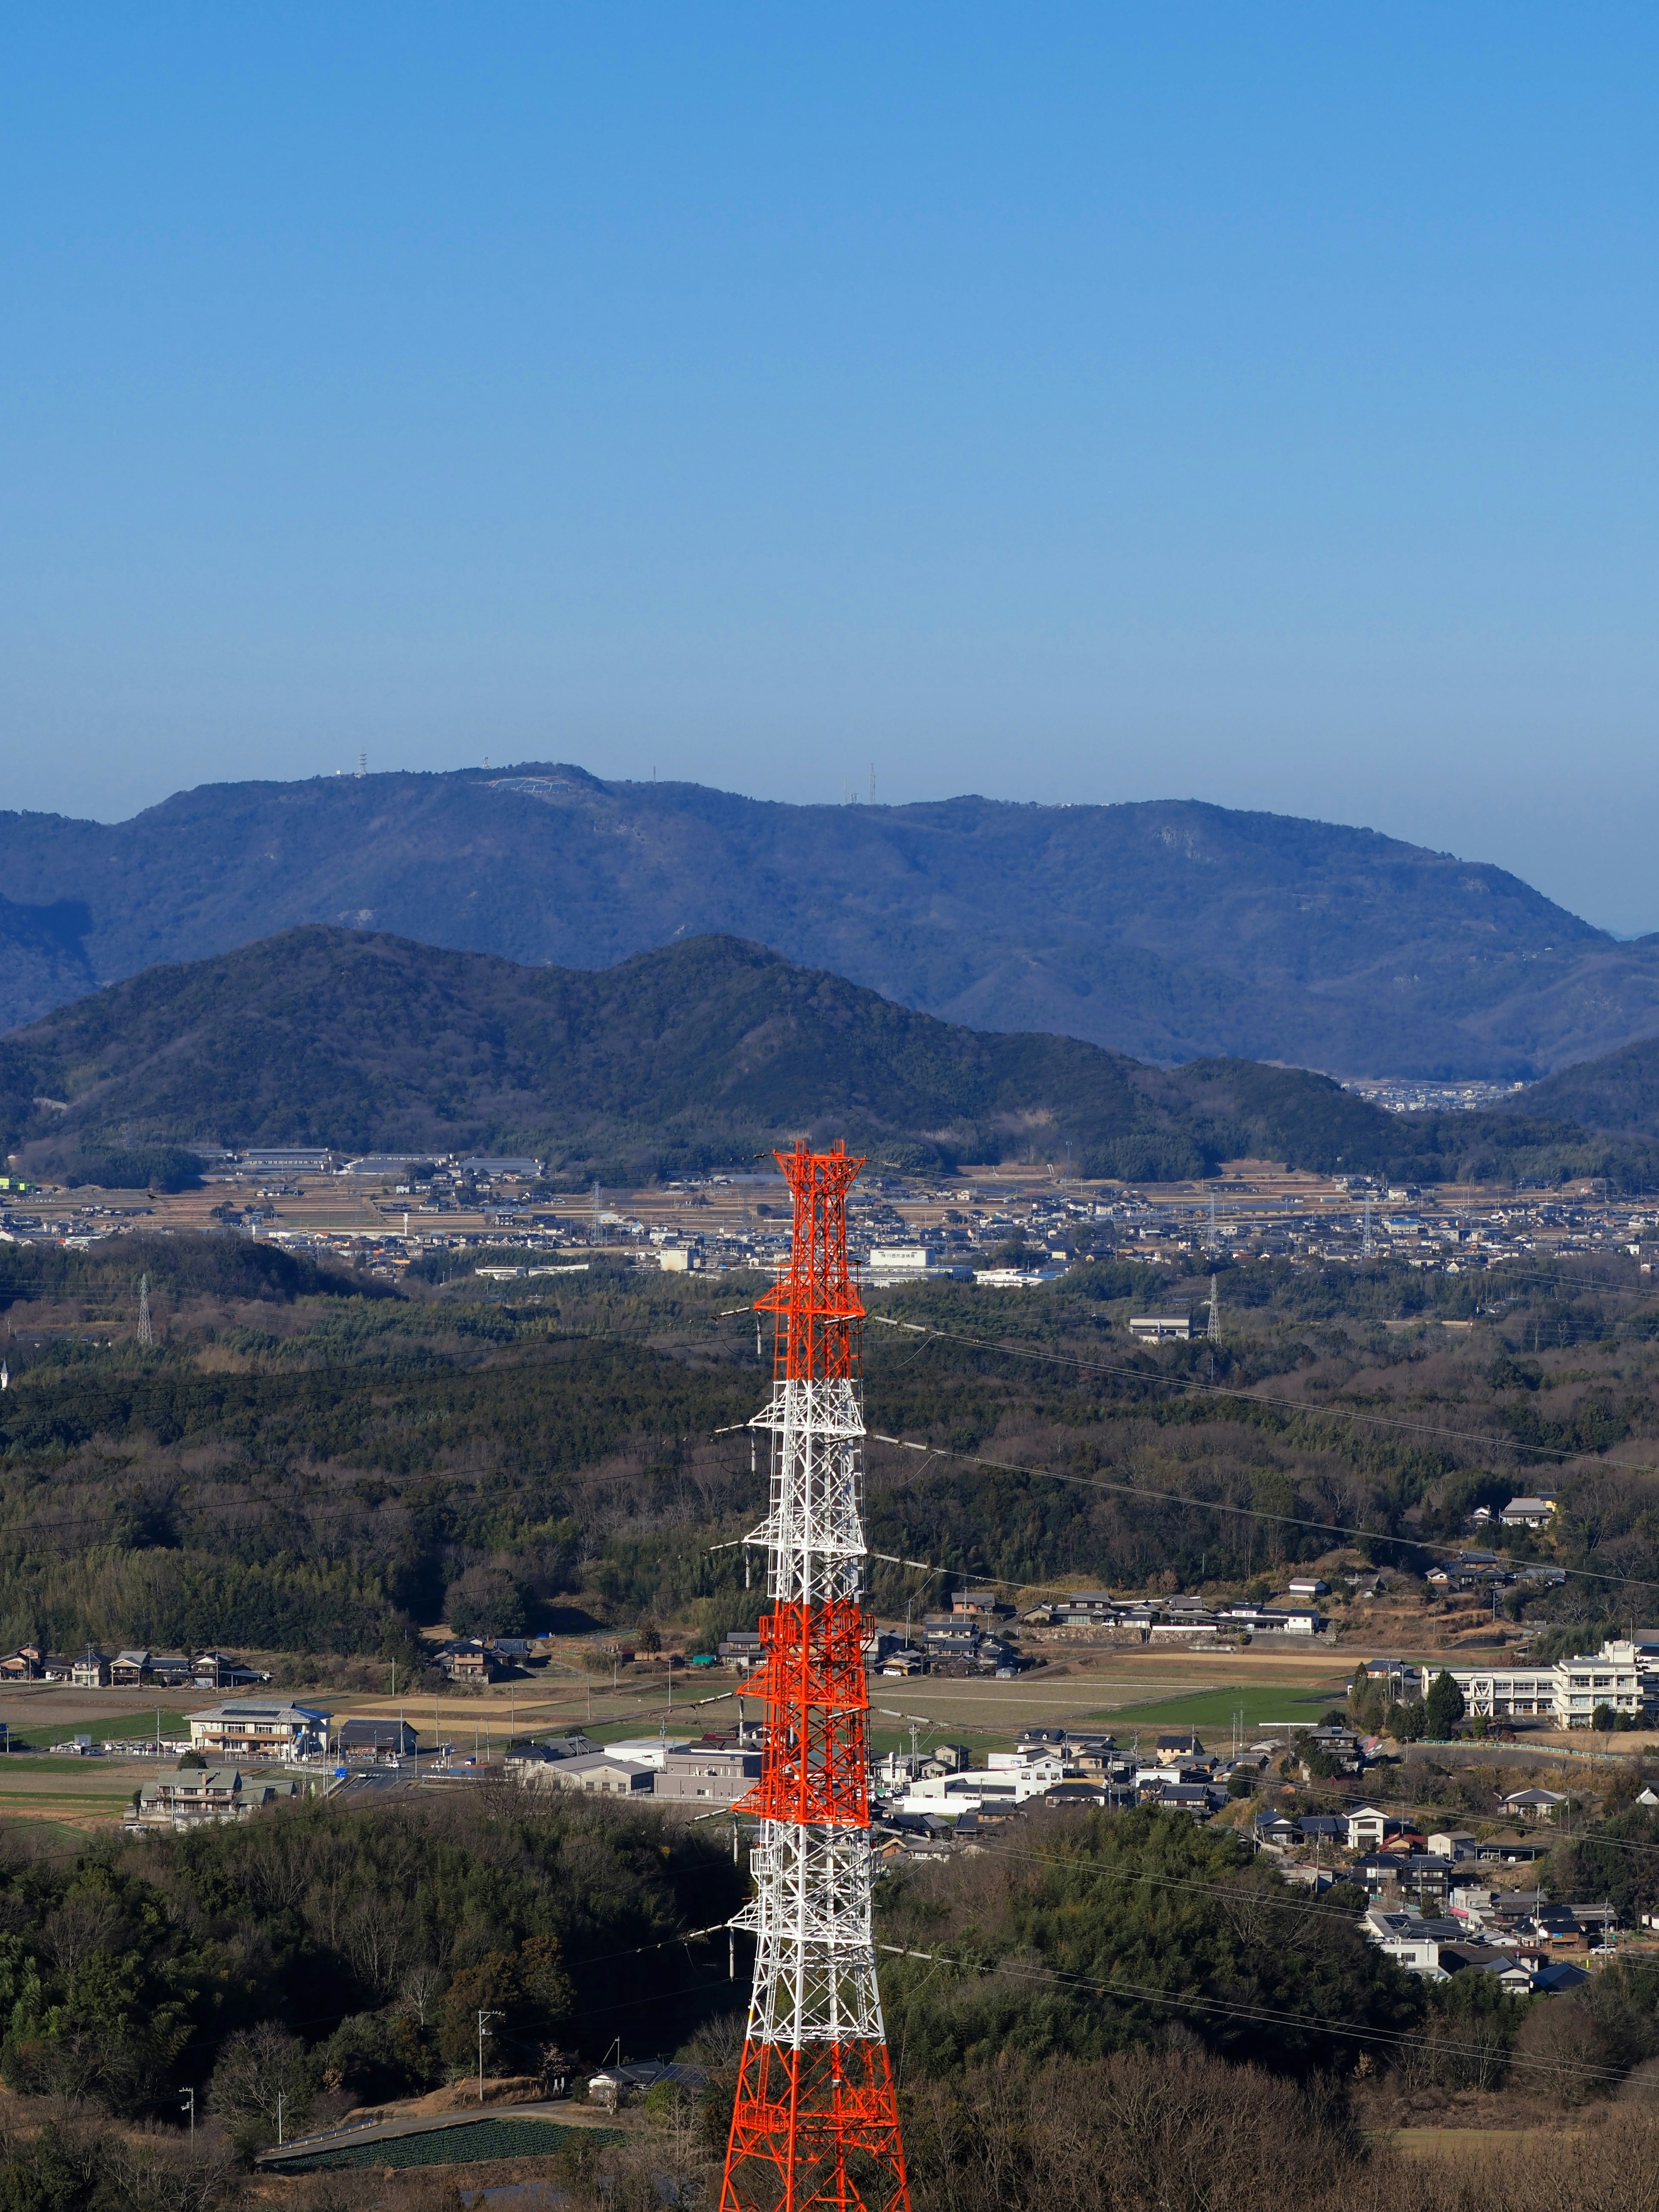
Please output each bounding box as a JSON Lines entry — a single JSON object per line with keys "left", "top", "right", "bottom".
{"left": 721, "top": 1141, "right": 910, "bottom": 2212}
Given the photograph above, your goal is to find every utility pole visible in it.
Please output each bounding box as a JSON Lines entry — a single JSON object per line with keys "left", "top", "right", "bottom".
{"left": 478, "top": 2008, "right": 503, "bottom": 2101}
{"left": 277, "top": 2092, "right": 285, "bottom": 2146}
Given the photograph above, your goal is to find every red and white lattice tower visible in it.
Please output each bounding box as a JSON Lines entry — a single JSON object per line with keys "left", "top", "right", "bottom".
{"left": 721, "top": 1141, "right": 911, "bottom": 2212}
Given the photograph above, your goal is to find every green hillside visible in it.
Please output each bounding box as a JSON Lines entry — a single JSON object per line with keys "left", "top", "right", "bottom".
{"left": 3, "top": 925, "right": 1653, "bottom": 1190}
{"left": 0, "top": 926, "right": 1397, "bottom": 1185}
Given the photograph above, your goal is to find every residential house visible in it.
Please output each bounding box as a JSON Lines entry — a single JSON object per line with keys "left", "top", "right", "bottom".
{"left": 110, "top": 1650, "right": 152, "bottom": 1687}
{"left": 1488, "top": 1958, "right": 1591, "bottom": 1994}
{"left": 130, "top": 1768, "right": 301, "bottom": 1831}
{"left": 0, "top": 1647, "right": 42, "bottom": 1681}
{"left": 718, "top": 1630, "right": 763, "bottom": 1671}
{"left": 71, "top": 1649, "right": 110, "bottom": 1688}
{"left": 1500, "top": 1496, "right": 1558, "bottom": 1528}
{"left": 952, "top": 1590, "right": 1014, "bottom": 1621}
{"left": 1504, "top": 1788, "right": 1570, "bottom": 1823}
{"left": 192, "top": 1651, "right": 268, "bottom": 1690}
{"left": 1155, "top": 1783, "right": 1217, "bottom": 1818}
{"left": 1155, "top": 1732, "right": 1206, "bottom": 1761}
{"left": 1297, "top": 1815, "right": 1349, "bottom": 1846}
{"left": 442, "top": 1640, "right": 499, "bottom": 1684}
{"left": 188, "top": 1701, "right": 331, "bottom": 1761}
{"left": 1347, "top": 1805, "right": 1406, "bottom": 1851}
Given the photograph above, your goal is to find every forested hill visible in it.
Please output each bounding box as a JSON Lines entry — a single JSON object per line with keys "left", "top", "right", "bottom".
{"left": 0, "top": 927, "right": 1646, "bottom": 1190}
{"left": 0, "top": 927, "right": 1385, "bottom": 1184}
{"left": 3, "top": 765, "right": 1659, "bottom": 1077}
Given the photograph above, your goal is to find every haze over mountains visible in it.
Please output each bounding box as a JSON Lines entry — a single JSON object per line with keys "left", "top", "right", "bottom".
{"left": 4, "top": 765, "right": 1658, "bottom": 1080}
{"left": 4, "top": 927, "right": 1656, "bottom": 1192}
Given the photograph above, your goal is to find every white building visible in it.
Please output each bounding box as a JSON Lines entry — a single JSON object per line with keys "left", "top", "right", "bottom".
{"left": 868, "top": 1246, "right": 938, "bottom": 1274}
{"left": 1128, "top": 1316, "right": 1190, "bottom": 1341}
{"left": 1416, "top": 1640, "right": 1645, "bottom": 1728}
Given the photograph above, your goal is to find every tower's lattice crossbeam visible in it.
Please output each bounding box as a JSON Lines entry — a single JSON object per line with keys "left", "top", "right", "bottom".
{"left": 720, "top": 1142, "right": 911, "bottom": 2212}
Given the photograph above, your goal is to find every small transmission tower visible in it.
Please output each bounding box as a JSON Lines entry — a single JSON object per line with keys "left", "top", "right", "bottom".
{"left": 591, "top": 1180, "right": 604, "bottom": 1247}
{"left": 1362, "top": 1196, "right": 1374, "bottom": 1259}
{"left": 1207, "top": 1274, "right": 1220, "bottom": 1342}
{"left": 1208, "top": 1187, "right": 1218, "bottom": 1254}
{"left": 137, "top": 1274, "right": 153, "bottom": 1349}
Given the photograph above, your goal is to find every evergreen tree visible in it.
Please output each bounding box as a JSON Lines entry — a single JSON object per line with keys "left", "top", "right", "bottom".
{"left": 1424, "top": 1669, "right": 1466, "bottom": 1739}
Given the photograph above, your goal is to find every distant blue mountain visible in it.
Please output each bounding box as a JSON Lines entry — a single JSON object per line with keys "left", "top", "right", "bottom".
{"left": 2, "top": 765, "right": 1656, "bottom": 1077}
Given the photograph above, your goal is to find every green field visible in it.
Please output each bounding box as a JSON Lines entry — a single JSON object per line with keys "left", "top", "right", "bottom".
{"left": 0, "top": 1757, "right": 149, "bottom": 1775}
{"left": 0, "top": 1709, "right": 197, "bottom": 1750}
{"left": 1084, "top": 1683, "right": 1348, "bottom": 1737}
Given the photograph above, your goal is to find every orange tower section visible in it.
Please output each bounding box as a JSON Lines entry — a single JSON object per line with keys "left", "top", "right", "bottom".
{"left": 720, "top": 1141, "right": 911, "bottom": 2212}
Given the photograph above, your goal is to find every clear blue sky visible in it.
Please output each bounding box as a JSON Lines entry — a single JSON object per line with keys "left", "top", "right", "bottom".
{"left": 4, "top": 8, "right": 1657, "bottom": 928}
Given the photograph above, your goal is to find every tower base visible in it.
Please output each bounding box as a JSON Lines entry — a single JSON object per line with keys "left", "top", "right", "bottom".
{"left": 720, "top": 2038, "right": 910, "bottom": 2212}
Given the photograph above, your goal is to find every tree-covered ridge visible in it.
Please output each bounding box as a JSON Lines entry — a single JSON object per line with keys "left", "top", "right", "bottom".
{"left": 4, "top": 925, "right": 1654, "bottom": 1190}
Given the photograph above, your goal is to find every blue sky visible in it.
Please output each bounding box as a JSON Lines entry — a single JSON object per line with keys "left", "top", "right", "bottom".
{"left": 4, "top": 7, "right": 1657, "bottom": 928}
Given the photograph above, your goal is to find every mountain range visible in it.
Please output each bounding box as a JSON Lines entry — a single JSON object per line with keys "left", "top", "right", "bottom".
{"left": 3, "top": 765, "right": 1658, "bottom": 1079}
{"left": 2, "top": 927, "right": 1650, "bottom": 1192}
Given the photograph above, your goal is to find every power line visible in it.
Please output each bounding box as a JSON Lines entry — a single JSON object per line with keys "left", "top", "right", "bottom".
{"left": 866, "top": 1313, "right": 1598, "bottom": 1465}
{"left": 873, "top": 1936, "right": 1628, "bottom": 2086}
{"left": 863, "top": 1428, "right": 1659, "bottom": 1598}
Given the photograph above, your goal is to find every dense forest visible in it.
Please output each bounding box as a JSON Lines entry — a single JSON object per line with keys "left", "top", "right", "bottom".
{"left": 9, "top": 1784, "right": 1659, "bottom": 2211}
{"left": 0, "top": 1233, "right": 1655, "bottom": 1659}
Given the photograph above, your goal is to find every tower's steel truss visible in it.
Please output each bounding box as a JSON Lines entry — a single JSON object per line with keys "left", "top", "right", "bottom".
{"left": 720, "top": 1143, "right": 911, "bottom": 2212}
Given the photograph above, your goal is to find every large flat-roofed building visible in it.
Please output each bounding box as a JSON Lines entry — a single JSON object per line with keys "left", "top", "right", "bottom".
{"left": 867, "top": 1247, "right": 938, "bottom": 1274}
{"left": 188, "top": 1701, "right": 331, "bottom": 1761}
{"left": 1128, "top": 1315, "right": 1190, "bottom": 1341}
{"left": 653, "top": 1745, "right": 762, "bottom": 1805}
{"left": 1418, "top": 1640, "right": 1646, "bottom": 1727}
